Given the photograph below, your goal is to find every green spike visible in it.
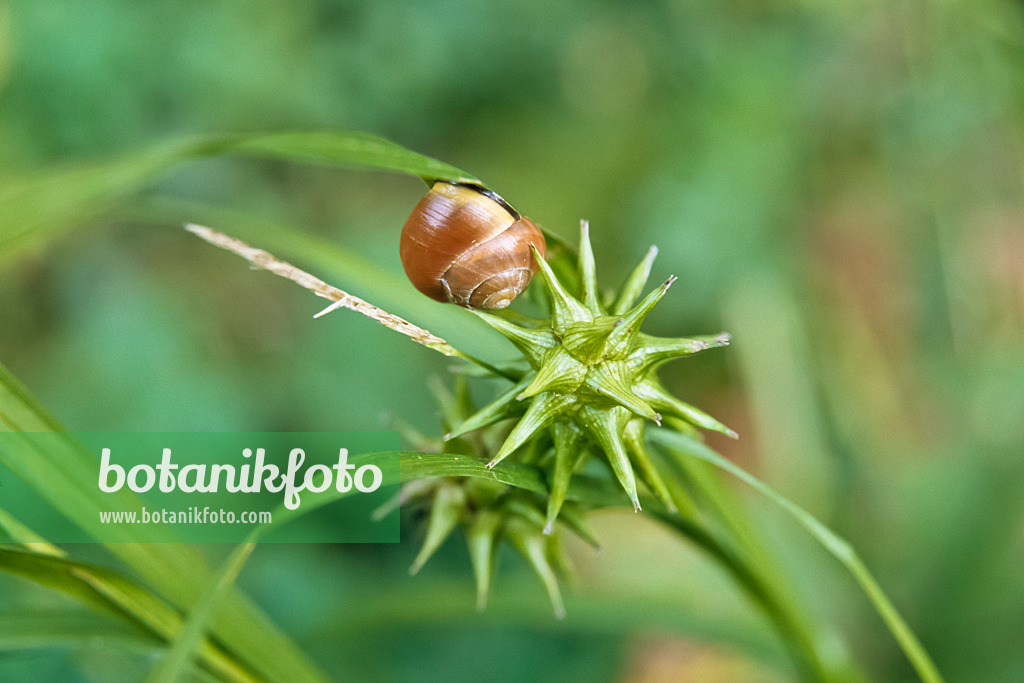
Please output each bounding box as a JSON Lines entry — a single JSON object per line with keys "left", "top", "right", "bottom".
{"left": 531, "top": 246, "right": 592, "bottom": 331}
{"left": 578, "top": 406, "right": 641, "bottom": 511}
{"left": 544, "top": 422, "right": 585, "bottom": 534}
{"left": 556, "top": 503, "right": 602, "bottom": 549}
{"left": 425, "top": 376, "right": 458, "bottom": 428}
{"left": 503, "top": 495, "right": 549, "bottom": 529}
{"left": 623, "top": 419, "right": 675, "bottom": 512}
{"left": 583, "top": 362, "right": 659, "bottom": 422}
{"left": 409, "top": 483, "right": 465, "bottom": 575}
{"left": 628, "top": 332, "right": 731, "bottom": 373}
{"left": 375, "top": 479, "right": 440, "bottom": 524}
{"left": 636, "top": 380, "right": 738, "bottom": 438}
{"left": 488, "top": 392, "right": 577, "bottom": 468}
{"left": 560, "top": 317, "right": 619, "bottom": 364}
{"left": 466, "top": 509, "right": 502, "bottom": 611}
{"left": 388, "top": 415, "right": 440, "bottom": 453}
{"left": 545, "top": 533, "right": 577, "bottom": 588}
{"left": 505, "top": 518, "right": 566, "bottom": 619}
{"left": 445, "top": 376, "right": 531, "bottom": 441}
{"left": 451, "top": 374, "right": 476, "bottom": 422}
{"left": 398, "top": 478, "right": 439, "bottom": 507}
{"left": 425, "top": 374, "right": 476, "bottom": 433}
{"left": 519, "top": 347, "right": 586, "bottom": 399}
{"left": 662, "top": 414, "right": 701, "bottom": 438}
{"left": 577, "top": 221, "right": 601, "bottom": 315}
{"left": 641, "top": 442, "right": 701, "bottom": 519}
{"left": 612, "top": 245, "right": 658, "bottom": 315}
{"left": 472, "top": 310, "right": 557, "bottom": 366}
{"left": 605, "top": 276, "right": 676, "bottom": 358}
{"left": 516, "top": 430, "right": 550, "bottom": 465}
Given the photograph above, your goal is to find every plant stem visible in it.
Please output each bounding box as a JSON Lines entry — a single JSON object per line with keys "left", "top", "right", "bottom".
{"left": 649, "top": 510, "right": 832, "bottom": 682}
{"left": 185, "top": 223, "right": 515, "bottom": 380}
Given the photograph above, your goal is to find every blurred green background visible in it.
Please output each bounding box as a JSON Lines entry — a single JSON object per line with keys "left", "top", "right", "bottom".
{"left": 2, "top": 0, "right": 1024, "bottom": 681}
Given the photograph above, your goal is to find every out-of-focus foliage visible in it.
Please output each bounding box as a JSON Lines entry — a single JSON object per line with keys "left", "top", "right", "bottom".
{"left": 2, "top": 0, "right": 1023, "bottom": 681}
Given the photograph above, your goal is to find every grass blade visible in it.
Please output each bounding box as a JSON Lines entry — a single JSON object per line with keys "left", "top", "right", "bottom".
{"left": 649, "top": 428, "right": 945, "bottom": 683}
{"left": 0, "top": 548, "right": 257, "bottom": 683}
{"left": 0, "top": 130, "right": 476, "bottom": 261}
{"left": 0, "top": 363, "right": 327, "bottom": 683}
{"left": 146, "top": 542, "right": 258, "bottom": 683}
{"left": 0, "top": 139, "right": 203, "bottom": 258}
{"left": 0, "top": 609, "right": 159, "bottom": 652}
{"left": 226, "top": 130, "right": 477, "bottom": 183}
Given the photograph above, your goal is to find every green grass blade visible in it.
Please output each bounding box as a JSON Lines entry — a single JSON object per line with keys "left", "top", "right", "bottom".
{"left": 0, "top": 609, "right": 225, "bottom": 683}
{"left": 0, "top": 139, "right": 204, "bottom": 259}
{"left": 146, "top": 542, "right": 258, "bottom": 683}
{"left": 0, "top": 609, "right": 159, "bottom": 652}
{"left": 650, "top": 429, "right": 945, "bottom": 683}
{"left": 0, "top": 363, "right": 327, "bottom": 683}
{"left": 0, "top": 130, "right": 476, "bottom": 261}
{"left": 0, "top": 507, "right": 55, "bottom": 549}
{"left": 0, "top": 362, "right": 66, "bottom": 432}
{"left": 225, "top": 130, "right": 477, "bottom": 183}
{"left": 0, "top": 548, "right": 257, "bottom": 683}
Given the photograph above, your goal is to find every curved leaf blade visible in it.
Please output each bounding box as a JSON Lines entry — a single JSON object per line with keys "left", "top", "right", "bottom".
{"left": 649, "top": 428, "right": 945, "bottom": 683}
{"left": 0, "top": 548, "right": 257, "bottom": 683}
{"left": 226, "top": 130, "right": 478, "bottom": 184}
{"left": 146, "top": 541, "right": 258, "bottom": 683}
{"left": 0, "top": 130, "right": 478, "bottom": 260}
{"left": 0, "top": 362, "right": 327, "bottom": 683}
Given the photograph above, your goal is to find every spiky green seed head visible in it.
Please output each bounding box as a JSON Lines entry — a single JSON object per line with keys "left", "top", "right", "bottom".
{"left": 401, "top": 476, "right": 591, "bottom": 618}
{"left": 404, "top": 223, "right": 734, "bottom": 617}
{"left": 457, "top": 222, "right": 735, "bottom": 521}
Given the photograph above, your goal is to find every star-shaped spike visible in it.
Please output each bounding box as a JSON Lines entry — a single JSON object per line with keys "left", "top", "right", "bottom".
{"left": 635, "top": 379, "right": 738, "bottom": 439}
{"left": 518, "top": 347, "right": 587, "bottom": 399}
{"left": 445, "top": 376, "right": 532, "bottom": 441}
{"left": 612, "top": 245, "right": 658, "bottom": 315}
{"left": 409, "top": 482, "right": 465, "bottom": 575}
{"left": 578, "top": 405, "right": 641, "bottom": 511}
{"left": 544, "top": 421, "right": 586, "bottom": 535}
{"left": 604, "top": 276, "right": 677, "bottom": 359}
{"left": 405, "top": 225, "right": 738, "bottom": 618}
{"left": 623, "top": 419, "right": 675, "bottom": 512}
{"left": 582, "top": 362, "right": 660, "bottom": 422}
{"left": 487, "top": 392, "right": 577, "bottom": 468}
{"left": 472, "top": 310, "right": 558, "bottom": 367}
{"left": 577, "top": 221, "right": 602, "bottom": 315}
{"left": 628, "top": 332, "right": 731, "bottom": 374}
{"left": 532, "top": 245, "right": 593, "bottom": 332}
{"left": 465, "top": 508, "right": 501, "bottom": 611}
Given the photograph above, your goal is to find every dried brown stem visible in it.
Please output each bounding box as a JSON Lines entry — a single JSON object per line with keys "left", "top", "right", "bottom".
{"left": 185, "top": 223, "right": 462, "bottom": 357}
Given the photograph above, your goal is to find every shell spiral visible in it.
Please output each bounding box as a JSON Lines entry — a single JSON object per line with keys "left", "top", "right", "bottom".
{"left": 399, "top": 182, "right": 547, "bottom": 309}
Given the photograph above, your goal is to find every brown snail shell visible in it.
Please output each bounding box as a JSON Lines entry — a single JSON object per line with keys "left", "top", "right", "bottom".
{"left": 399, "top": 181, "right": 546, "bottom": 309}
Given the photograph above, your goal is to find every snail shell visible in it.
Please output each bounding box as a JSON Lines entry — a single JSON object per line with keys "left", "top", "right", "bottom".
{"left": 399, "top": 181, "right": 546, "bottom": 309}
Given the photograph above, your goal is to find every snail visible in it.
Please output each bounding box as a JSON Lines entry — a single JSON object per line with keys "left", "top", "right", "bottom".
{"left": 399, "top": 181, "right": 547, "bottom": 309}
